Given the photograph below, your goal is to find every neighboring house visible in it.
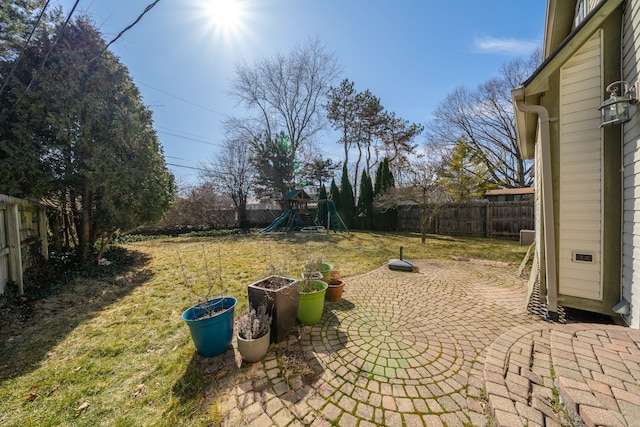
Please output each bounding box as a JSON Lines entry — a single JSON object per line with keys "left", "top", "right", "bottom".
{"left": 484, "top": 187, "right": 534, "bottom": 202}
{"left": 512, "top": 0, "right": 639, "bottom": 328}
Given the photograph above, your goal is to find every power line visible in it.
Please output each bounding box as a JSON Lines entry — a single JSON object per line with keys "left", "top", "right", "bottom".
{"left": 0, "top": 0, "right": 51, "bottom": 97}
{"left": 166, "top": 155, "right": 200, "bottom": 164}
{"left": 17, "top": 0, "right": 81, "bottom": 102}
{"left": 166, "top": 162, "right": 207, "bottom": 172}
{"left": 157, "top": 126, "right": 217, "bottom": 141}
{"left": 140, "top": 82, "right": 226, "bottom": 116}
{"left": 157, "top": 129, "right": 224, "bottom": 148}
{"left": 87, "top": 0, "right": 162, "bottom": 64}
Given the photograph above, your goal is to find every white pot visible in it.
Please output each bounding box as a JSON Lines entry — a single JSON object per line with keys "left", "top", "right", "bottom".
{"left": 237, "top": 328, "right": 271, "bottom": 363}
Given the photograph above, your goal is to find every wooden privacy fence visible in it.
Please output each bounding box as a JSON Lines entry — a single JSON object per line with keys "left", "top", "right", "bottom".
{"left": 0, "top": 195, "right": 48, "bottom": 295}
{"left": 398, "top": 200, "right": 534, "bottom": 239}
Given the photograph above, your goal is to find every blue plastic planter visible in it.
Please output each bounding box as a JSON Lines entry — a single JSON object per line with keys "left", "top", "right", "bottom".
{"left": 182, "top": 297, "right": 237, "bottom": 357}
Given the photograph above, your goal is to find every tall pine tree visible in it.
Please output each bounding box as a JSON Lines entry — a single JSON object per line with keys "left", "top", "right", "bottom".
{"left": 330, "top": 178, "right": 341, "bottom": 212}
{"left": 357, "top": 170, "right": 374, "bottom": 230}
{"left": 339, "top": 164, "right": 355, "bottom": 228}
{"left": 373, "top": 158, "right": 397, "bottom": 230}
{"left": 316, "top": 183, "right": 328, "bottom": 227}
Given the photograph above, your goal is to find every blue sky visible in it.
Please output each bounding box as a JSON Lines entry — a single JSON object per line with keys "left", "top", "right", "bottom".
{"left": 54, "top": 0, "right": 546, "bottom": 187}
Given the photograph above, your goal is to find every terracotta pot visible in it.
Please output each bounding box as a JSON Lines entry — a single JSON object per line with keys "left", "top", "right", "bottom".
{"left": 329, "top": 269, "right": 340, "bottom": 282}
{"left": 326, "top": 280, "right": 345, "bottom": 302}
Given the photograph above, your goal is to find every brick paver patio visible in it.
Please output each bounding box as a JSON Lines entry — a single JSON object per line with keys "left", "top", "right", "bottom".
{"left": 197, "top": 258, "right": 640, "bottom": 426}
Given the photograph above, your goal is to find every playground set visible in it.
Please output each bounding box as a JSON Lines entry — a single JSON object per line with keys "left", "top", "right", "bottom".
{"left": 260, "top": 189, "right": 348, "bottom": 235}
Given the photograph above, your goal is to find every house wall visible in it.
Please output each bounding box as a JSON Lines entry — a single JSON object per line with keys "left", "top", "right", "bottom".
{"left": 622, "top": 0, "right": 640, "bottom": 328}
{"left": 558, "top": 30, "right": 604, "bottom": 300}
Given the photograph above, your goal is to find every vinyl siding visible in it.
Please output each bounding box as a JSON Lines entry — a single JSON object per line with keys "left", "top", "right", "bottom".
{"left": 622, "top": 0, "right": 640, "bottom": 328}
{"left": 558, "top": 31, "right": 603, "bottom": 300}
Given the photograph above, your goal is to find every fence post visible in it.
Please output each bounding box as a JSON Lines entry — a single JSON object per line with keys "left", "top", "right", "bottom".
{"left": 6, "top": 203, "right": 23, "bottom": 294}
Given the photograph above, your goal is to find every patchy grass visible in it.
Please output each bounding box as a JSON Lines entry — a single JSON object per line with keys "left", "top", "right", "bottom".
{"left": 0, "top": 231, "right": 527, "bottom": 426}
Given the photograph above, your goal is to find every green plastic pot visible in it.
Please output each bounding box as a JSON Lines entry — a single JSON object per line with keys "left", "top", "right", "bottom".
{"left": 297, "top": 280, "right": 328, "bottom": 325}
{"left": 319, "top": 263, "right": 333, "bottom": 282}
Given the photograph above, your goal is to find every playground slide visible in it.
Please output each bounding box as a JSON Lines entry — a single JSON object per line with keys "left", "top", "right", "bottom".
{"left": 261, "top": 209, "right": 291, "bottom": 233}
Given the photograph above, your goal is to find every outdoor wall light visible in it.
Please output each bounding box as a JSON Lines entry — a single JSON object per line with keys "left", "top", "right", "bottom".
{"left": 599, "top": 80, "right": 638, "bottom": 128}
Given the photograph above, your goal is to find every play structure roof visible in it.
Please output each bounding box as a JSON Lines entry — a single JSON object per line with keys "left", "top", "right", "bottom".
{"left": 282, "top": 189, "right": 311, "bottom": 201}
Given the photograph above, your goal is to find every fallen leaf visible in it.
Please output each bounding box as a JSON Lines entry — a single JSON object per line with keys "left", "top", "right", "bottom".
{"left": 47, "top": 385, "right": 60, "bottom": 396}
{"left": 215, "top": 370, "right": 227, "bottom": 379}
{"left": 198, "top": 396, "right": 205, "bottom": 405}
{"left": 131, "top": 384, "right": 145, "bottom": 397}
{"left": 75, "top": 401, "right": 90, "bottom": 411}
{"left": 26, "top": 393, "right": 39, "bottom": 402}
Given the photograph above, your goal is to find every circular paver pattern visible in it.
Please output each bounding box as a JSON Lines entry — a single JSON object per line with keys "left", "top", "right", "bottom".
{"left": 216, "top": 258, "right": 546, "bottom": 427}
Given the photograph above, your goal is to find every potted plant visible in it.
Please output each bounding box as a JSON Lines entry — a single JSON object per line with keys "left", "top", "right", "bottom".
{"left": 236, "top": 305, "right": 272, "bottom": 362}
{"left": 304, "top": 259, "right": 333, "bottom": 283}
{"left": 326, "top": 269, "right": 345, "bottom": 302}
{"left": 248, "top": 275, "right": 298, "bottom": 343}
{"left": 297, "top": 275, "right": 328, "bottom": 325}
{"left": 179, "top": 248, "right": 237, "bottom": 357}
{"left": 182, "top": 297, "right": 237, "bottom": 357}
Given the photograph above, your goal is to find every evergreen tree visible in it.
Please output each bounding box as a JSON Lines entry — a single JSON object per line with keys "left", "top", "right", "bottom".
{"left": 357, "top": 170, "right": 374, "bottom": 230}
{"left": 251, "top": 131, "right": 294, "bottom": 199}
{"left": 1, "top": 17, "right": 174, "bottom": 261}
{"left": 439, "top": 136, "right": 496, "bottom": 202}
{"left": 330, "top": 178, "right": 340, "bottom": 213}
{"left": 316, "top": 183, "right": 328, "bottom": 227}
{"left": 373, "top": 158, "right": 397, "bottom": 230}
{"left": 339, "top": 164, "right": 355, "bottom": 228}
{"left": 374, "top": 157, "right": 395, "bottom": 194}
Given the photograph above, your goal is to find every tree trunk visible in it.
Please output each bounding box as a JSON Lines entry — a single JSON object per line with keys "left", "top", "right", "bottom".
{"left": 77, "top": 177, "right": 93, "bottom": 263}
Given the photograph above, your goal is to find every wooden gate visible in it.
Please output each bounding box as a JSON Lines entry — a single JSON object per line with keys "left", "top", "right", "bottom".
{"left": 0, "top": 195, "right": 48, "bottom": 294}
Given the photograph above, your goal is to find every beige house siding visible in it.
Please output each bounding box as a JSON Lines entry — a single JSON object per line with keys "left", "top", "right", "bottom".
{"left": 558, "top": 31, "right": 603, "bottom": 300}
{"left": 622, "top": 0, "right": 640, "bottom": 328}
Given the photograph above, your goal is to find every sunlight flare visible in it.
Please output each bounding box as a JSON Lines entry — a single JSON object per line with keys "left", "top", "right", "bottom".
{"left": 192, "top": 0, "right": 252, "bottom": 47}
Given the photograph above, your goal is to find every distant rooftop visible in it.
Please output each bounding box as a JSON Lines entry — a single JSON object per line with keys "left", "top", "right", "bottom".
{"left": 485, "top": 187, "right": 534, "bottom": 196}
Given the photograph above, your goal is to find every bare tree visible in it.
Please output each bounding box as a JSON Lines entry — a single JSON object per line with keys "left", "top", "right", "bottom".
{"left": 201, "top": 138, "right": 254, "bottom": 229}
{"left": 159, "top": 183, "right": 234, "bottom": 231}
{"left": 375, "top": 155, "right": 448, "bottom": 243}
{"left": 228, "top": 37, "right": 341, "bottom": 161}
{"left": 427, "top": 51, "right": 541, "bottom": 188}
{"left": 326, "top": 79, "right": 358, "bottom": 168}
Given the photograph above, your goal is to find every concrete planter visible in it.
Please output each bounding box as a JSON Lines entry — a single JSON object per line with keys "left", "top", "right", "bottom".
{"left": 237, "top": 328, "right": 271, "bottom": 362}
{"left": 248, "top": 276, "right": 298, "bottom": 343}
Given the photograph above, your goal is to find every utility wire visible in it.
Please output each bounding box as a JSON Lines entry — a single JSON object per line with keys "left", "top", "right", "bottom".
{"left": 166, "top": 155, "right": 201, "bottom": 164}
{"left": 140, "top": 82, "right": 225, "bottom": 116}
{"left": 16, "top": 0, "right": 81, "bottom": 103}
{"left": 0, "top": 0, "right": 51, "bottom": 97}
{"left": 87, "top": 0, "right": 161, "bottom": 64}
{"left": 166, "top": 162, "right": 207, "bottom": 172}
{"left": 157, "top": 129, "right": 224, "bottom": 148}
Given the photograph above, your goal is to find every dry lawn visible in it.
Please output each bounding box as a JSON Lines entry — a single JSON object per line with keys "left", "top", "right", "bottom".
{"left": 0, "top": 231, "right": 528, "bottom": 426}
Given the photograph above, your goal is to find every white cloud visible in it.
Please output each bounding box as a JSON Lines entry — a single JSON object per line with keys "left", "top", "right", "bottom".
{"left": 473, "top": 36, "right": 540, "bottom": 55}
